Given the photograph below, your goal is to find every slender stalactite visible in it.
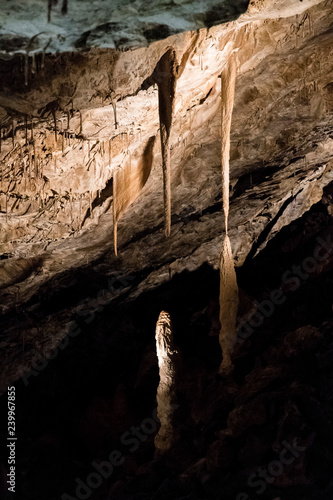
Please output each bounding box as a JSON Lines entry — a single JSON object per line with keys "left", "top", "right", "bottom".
{"left": 155, "top": 311, "right": 179, "bottom": 454}
{"left": 24, "top": 116, "right": 28, "bottom": 145}
{"left": 112, "top": 101, "right": 118, "bottom": 130}
{"left": 53, "top": 109, "right": 57, "bottom": 142}
{"left": 154, "top": 49, "right": 177, "bottom": 237}
{"left": 24, "top": 53, "right": 29, "bottom": 86}
{"left": 33, "top": 140, "right": 37, "bottom": 176}
{"left": 219, "top": 52, "right": 239, "bottom": 374}
{"left": 28, "top": 149, "right": 32, "bottom": 183}
{"left": 61, "top": 121, "right": 64, "bottom": 153}
{"left": 12, "top": 119, "right": 16, "bottom": 148}
{"left": 113, "top": 168, "right": 118, "bottom": 256}
{"left": 108, "top": 139, "right": 112, "bottom": 169}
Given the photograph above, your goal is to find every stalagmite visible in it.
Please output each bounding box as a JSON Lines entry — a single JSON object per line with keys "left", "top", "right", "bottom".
{"left": 31, "top": 117, "right": 34, "bottom": 141}
{"left": 155, "top": 49, "right": 177, "bottom": 237}
{"left": 219, "top": 52, "right": 239, "bottom": 374}
{"left": 155, "top": 311, "right": 179, "bottom": 454}
{"left": 79, "top": 111, "right": 83, "bottom": 134}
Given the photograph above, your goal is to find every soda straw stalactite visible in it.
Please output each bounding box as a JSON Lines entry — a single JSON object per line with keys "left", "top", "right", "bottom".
{"left": 61, "top": 121, "right": 64, "bottom": 153}
{"left": 33, "top": 141, "right": 37, "bottom": 177}
{"left": 112, "top": 101, "right": 118, "bottom": 130}
{"left": 70, "top": 189, "right": 73, "bottom": 227}
{"left": 108, "top": 139, "right": 112, "bottom": 172}
{"left": 53, "top": 109, "right": 57, "bottom": 142}
{"left": 12, "top": 119, "right": 16, "bottom": 149}
{"left": 25, "top": 116, "right": 28, "bottom": 145}
{"left": 24, "top": 53, "right": 29, "bottom": 86}
{"left": 23, "top": 158, "right": 27, "bottom": 189}
{"left": 28, "top": 149, "right": 31, "bottom": 182}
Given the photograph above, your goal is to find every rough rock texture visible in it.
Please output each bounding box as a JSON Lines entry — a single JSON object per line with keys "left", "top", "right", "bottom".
{"left": 0, "top": 190, "right": 331, "bottom": 500}
{"left": 0, "top": 2, "right": 333, "bottom": 500}
{"left": 0, "top": 0, "right": 332, "bottom": 389}
{"left": 154, "top": 311, "right": 180, "bottom": 453}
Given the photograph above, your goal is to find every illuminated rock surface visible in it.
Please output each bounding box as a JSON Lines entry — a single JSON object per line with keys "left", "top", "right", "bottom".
{"left": 0, "top": 1, "right": 332, "bottom": 499}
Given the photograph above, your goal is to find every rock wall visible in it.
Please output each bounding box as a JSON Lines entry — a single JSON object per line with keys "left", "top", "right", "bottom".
{"left": 0, "top": 0, "right": 332, "bottom": 385}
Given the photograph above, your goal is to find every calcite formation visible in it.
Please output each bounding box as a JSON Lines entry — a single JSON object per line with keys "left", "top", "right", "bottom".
{"left": 154, "top": 310, "right": 179, "bottom": 453}
{"left": 219, "top": 52, "right": 239, "bottom": 373}
{"left": 0, "top": 0, "right": 332, "bottom": 388}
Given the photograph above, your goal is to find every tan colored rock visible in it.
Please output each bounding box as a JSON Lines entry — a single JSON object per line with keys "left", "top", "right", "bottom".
{"left": 219, "top": 52, "right": 239, "bottom": 373}
{"left": 154, "top": 310, "right": 179, "bottom": 453}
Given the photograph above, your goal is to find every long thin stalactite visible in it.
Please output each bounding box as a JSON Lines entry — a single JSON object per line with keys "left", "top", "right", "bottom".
{"left": 155, "top": 50, "right": 177, "bottom": 237}
{"left": 219, "top": 52, "right": 239, "bottom": 373}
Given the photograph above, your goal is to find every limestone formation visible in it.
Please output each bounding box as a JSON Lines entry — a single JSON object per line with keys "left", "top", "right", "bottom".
{"left": 219, "top": 53, "right": 239, "bottom": 373}
{"left": 113, "top": 135, "right": 156, "bottom": 255}
{"left": 0, "top": 0, "right": 332, "bottom": 378}
{"left": 155, "top": 50, "right": 178, "bottom": 237}
{"left": 155, "top": 311, "right": 179, "bottom": 454}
